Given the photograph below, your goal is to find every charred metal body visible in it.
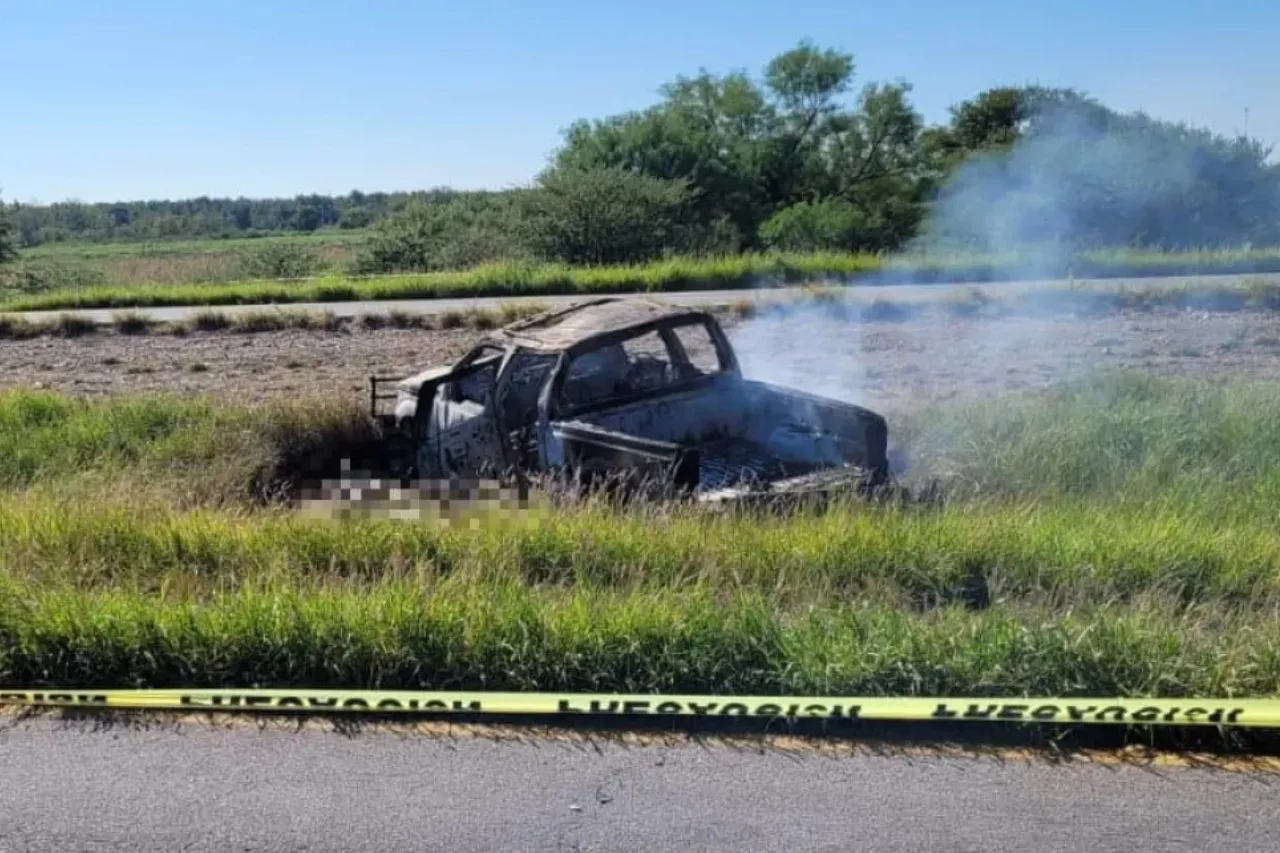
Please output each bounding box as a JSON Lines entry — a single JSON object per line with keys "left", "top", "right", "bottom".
{"left": 370, "top": 296, "right": 892, "bottom": 504}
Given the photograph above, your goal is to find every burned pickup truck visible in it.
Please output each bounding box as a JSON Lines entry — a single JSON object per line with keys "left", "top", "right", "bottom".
{"left": 369, "top": 296, "right": 892, "bottom": 504}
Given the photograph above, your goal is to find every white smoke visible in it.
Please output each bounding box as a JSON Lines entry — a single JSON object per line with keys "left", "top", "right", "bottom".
{"left": 731, "top": 297, "right": 871, "bottom": 404}
{"left": 912, "top": 104, "right": 1196, "bottom": 267}
{"left": 725, "top": 96, "right": 1273, "bottom": 474}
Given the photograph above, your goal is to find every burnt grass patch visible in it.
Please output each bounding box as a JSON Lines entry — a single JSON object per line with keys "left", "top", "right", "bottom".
{"left": 244, "top": 407, "right": 396, "bottom": 504}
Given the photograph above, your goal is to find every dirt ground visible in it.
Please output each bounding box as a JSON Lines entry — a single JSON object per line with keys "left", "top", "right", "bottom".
{"left": 5, "top": 307, "right": 1280, "bottom": 415}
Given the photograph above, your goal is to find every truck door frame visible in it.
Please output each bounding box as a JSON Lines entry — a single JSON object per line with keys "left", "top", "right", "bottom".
{"left": 414, "top": 344, "right": 507, "bottom": 478}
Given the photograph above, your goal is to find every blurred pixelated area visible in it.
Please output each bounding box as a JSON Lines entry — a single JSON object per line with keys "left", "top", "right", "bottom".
{"left": 299, "top": 462, "right": 548, "bottom": 525}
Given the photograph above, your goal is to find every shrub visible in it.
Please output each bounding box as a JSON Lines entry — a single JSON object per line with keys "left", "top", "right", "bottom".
{"left": 516, "top": 166, "right": 693, "bottom": 265}
{"left": 54, "top": 314, "right": 96, "bottom": 337}
{"left": 0, "top": 260, "right": 107, "bottom": 294}
{"left": 353, "top": 199, "right": 526, "bottom": 274}
{"left": 229, "top": 311, "right": 291, "bottom": 333}
{"left": 759, "top": 198, "right": 861, "bottom": 252}
{"left": 112, "top": 311, "right": 155, "bottom": 335}
{"left": 235, "top": 242, "right": 324, "bottom": 280}
{"left": 0, "top": 316, "right": 44, "bottom": 339}
{"left": 0, "top": 195, "right": 15, "bottom": 264}
{"left": 192, "top": 310, "right": 231, "bottom": 332}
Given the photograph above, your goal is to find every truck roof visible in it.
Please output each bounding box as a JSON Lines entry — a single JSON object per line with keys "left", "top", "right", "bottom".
{"left": 484, "top": 296, "right": 712, "bottom": 354}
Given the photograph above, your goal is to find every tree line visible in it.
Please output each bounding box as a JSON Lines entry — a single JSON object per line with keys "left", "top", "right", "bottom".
{"left": 0, "top": 189, "right": 486, "bottom": 249}
{"left": 3, "top": 41, "right": 1278, "bottom": 270}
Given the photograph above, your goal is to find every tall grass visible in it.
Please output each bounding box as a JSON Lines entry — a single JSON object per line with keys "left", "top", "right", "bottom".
{"left": 893, "top": 371, "right": 1280, "bottom": 515}
{"left": 8, "top": 372, "right": 1280, "bottom": 510}
{"left": 3, "top": 374, "right": 1280, "bottom": 696}
{"left": 3, "top": 490, "right": 1279, "bottom": 609}
{"left": 4, "top": 578, "right": 1277, "bottom": 696}
{"left": 0, "top": 389, "right": 380, "bottom": 503}
{"left": 7, "top": 247, "right": 1280, "bottom": 312}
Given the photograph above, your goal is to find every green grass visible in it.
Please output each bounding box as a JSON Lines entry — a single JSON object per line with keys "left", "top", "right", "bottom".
{"left": 0, "top": 254, "right": 876, "bottom": 310}
{"left": 2, "top": 489, "right": 1279, "bottom": 696}
{"left": 5, "top": 233, "right": 365, "bottom": 291}
{"left": 4, "top": 578, "right": 1275, "bottom": 697}
{"left": 21, "top": 232, "right": 370, "bottom": 261}
{"left": 0, "top": 390, "right": 381, "bottom": 505}
{"left": 6, "top": 247, "right": 1280, "bottom": 312}
{"left": 3, "top": 373, "right": 1280, "bottom": 697}
{"left": 5, "top": 371, "right": 1278, "bottom": 509}
{"left": 3, "top": 489, "right": 1279, "bottom": 609}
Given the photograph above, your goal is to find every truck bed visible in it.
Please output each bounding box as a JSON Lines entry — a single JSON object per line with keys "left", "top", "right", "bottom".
{"left": 555, "top": 376, "right": 890, "bottom": 491}
{"left": 696, "top": 436, "right": 823, "bottom": 490}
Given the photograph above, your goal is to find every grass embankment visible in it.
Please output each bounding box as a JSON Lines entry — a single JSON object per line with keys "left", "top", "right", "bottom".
{"left": 2, "top": 373, "right": 1280, "bottom": 697}
{"left": 6, "top": 246, "right": 1280, "bottom": 313}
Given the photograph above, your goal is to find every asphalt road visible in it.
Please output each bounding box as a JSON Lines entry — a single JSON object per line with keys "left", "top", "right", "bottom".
{"left": 6, "top": 271, "right": 1278, "bottom": 325}
{"left": 2, "top": 717, "right": 1277, "bottom": 853}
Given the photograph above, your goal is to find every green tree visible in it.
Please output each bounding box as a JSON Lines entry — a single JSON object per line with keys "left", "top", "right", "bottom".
{"left": 918, "top": 86, "right": 1280, "bottom": 251}
{"left": 546, "top": 41, "right": 931, "bottom": 252}
{"left": 808, "top": 82, "right": 931, "bottom": 248}
{"left": 516, "top": 166, "right": 693, "bottom": 265}
{"left": 552, "top": 80, "right": 769, "bottom": 246}
{"left": 0, "top": 194, "right": 17, "bottom": 264}
{"left": 759, "top": 198, "right": 859, "bottom": 251}
{"left": 924, "top": 85, "right": 1103, "bottom": 163}
{"left": 354, "top": 196, "right": 525, "bottom": 274}
{"left": 756, "top": 41, "right": 856, "bottom": 206}
{"left": 338, "top": 206, "right": 374, "bottom": 229}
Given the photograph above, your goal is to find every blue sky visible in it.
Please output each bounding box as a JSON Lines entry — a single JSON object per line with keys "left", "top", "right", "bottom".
{"left": 2, "top": 0, "right": 1275, "bottom": 204}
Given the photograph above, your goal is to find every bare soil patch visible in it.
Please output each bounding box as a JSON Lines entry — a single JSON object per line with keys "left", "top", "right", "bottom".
{"left": 0, "top": 327, "right": 481, "bottom": 403}
{"left": 3, "top": 308, "right": 1280, "bottom": 412}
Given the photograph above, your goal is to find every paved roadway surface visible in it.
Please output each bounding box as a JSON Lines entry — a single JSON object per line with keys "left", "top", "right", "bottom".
{"left": 2, "top": 717, "right": 1277, "bottom": 853}
{"left": 5, "top": 271, "right": 1278, "bottom": 325}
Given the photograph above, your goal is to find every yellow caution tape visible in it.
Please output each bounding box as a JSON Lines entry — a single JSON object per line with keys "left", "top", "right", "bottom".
{"left": 3, "top": 689, "right": 1280, "bottom": 727}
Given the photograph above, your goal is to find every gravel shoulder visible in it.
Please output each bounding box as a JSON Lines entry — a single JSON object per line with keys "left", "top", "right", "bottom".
{"left": 6, "top": 308, "right": 1280, "bottom": 409}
